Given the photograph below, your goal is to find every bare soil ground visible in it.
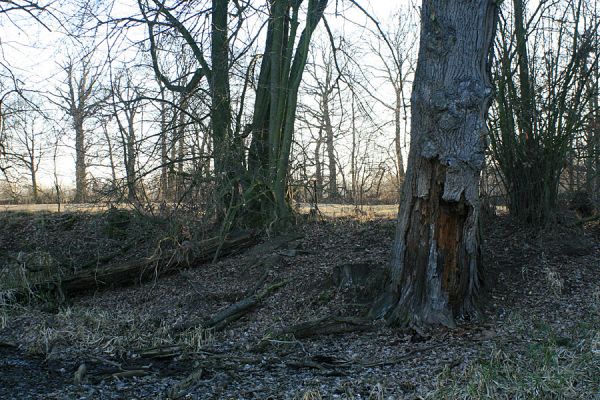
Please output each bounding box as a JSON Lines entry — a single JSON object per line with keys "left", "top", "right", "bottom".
{"left": 0, "top": 210, "right": 598, "bottom": 399}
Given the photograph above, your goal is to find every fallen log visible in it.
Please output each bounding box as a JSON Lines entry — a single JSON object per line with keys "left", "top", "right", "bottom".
{"left": 42, "top": 231, "right": 258, "bottom": 296}
{"left": 205, "top": 280, "right": 288, "bottom": 331}
{"left": 172, "top": 280, "right": 288, "bottom": 333}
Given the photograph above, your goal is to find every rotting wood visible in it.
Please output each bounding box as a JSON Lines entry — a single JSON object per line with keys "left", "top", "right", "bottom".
{"left": 204, "top": 280, "right": 288, "bottom": 331}
{"left": 82, "top": 341, "right": 449, "bottom": 397}
{"left": 172, "top": 280, "right": 288, "bottom": 333}
{"left": 245, "top": 270, "right": 269, "bottom": 297}
{"left": 31, "top": 231, "right": 257, "bottom": 297}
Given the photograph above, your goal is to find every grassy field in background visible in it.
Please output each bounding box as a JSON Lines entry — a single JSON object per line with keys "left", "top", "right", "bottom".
{"left": 297, "top": 203, "right": 399, "bottom": 218}
{"left": 1, "top": 203, "right": 401, "bottom": 218}
{"left": 0, "top": 203, "right": 111, "bottom": 213}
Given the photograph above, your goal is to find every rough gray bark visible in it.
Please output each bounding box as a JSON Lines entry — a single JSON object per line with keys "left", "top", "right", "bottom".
{"left": 371, "top": 0, "right": 497, "bottom": 327}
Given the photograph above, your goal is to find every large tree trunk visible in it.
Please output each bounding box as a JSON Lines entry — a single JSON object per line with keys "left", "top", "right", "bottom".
{"left": 371, "top": 0, "right": 497, "bottom": 327}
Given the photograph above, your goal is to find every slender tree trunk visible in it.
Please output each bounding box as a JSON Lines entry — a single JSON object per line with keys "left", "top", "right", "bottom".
{"left": 252, "top": 0, "right": 328, "bottom": 226}
{"left": 29, "top": 150, "right": 38, "bottom": 203}
{"left": 372, "top": 0, "right": 497, "bottom": 327}
{"left": 169, "top": 109, "right": 178, "bottom": 200}
{"left": 126, "top": 116, "right": 137, "bottom": 201}
{"left": 211, "top": 0, "right": 233, "bottom": 213}
{"left": 586, "top": 63, "right": 599, "bottom": 203}
{"left": 350, "top": 99, "right": 357, "bottom": 205}
{"left": 176, "top": 95, "right": 188, "bottom": 198}
{"left": 74, "top": 118, "right": 86, "bottom": 203}
{"left": 314, "top": 130, "right": 323, "bottom": 200}
{"left": 394, "top": 88, "right": 405, "bottom": 185}
{"left": 102, "top": 125, "right": 117, "bottom": 185}
{"left": 323, "top": 97, "right": 337, "bottom": 200}
{"left": 513, "top": 0, "right": 534, "bottom": 140}
{"left": 159, "top": 89, "right": 169, "bottom": 200}
{"left": 568, "top": 150, "right": 575, "bottom": 192}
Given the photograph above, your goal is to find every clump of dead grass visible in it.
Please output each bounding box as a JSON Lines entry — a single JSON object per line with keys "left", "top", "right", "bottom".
{"left": 298, "top": 389, "right": 322, "bottom": 400}
{"left": 180, "top": 326, "right": 215, "bottom": 352}
{"left": 14, "top": 301, "right": 218, "bottom": 359}
{"left": 541, "top": 252, "right": 564, "bottom": 295}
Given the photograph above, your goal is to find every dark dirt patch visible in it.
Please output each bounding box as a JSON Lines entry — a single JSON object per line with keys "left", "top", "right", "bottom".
{"left": 0, "top": 344, "right": 70, "bottom": 399}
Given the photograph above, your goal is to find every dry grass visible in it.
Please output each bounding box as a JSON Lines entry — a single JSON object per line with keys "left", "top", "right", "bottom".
{"left": 15, "top": 303, "right": 200, "bottom": 358}
{"left": 181, "top": 326, "right": 215, "bottom": 352}
{"left": 430, "top": 314, "right": 600, "bottom": 399}
{"left": 298, "top": 389, "right": 322, "bottom": 400}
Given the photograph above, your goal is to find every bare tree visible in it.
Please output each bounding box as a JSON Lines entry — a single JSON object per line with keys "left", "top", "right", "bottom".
{"left": 367, "top": 9, "right": 418, "bottom": 189}
{"left": 110, "top": 69, "right": 144, "bottom": 202}
{"left": 1, "top": 98, "right": 45, "bottom": 201}
{"left": 489, "top": 0, "right": 598, "bottom": 224}
{"left": 302, "top": 42, "right": 346, "bottom": 200}
{"left": 54, "top": 52, "right": 105, "bottom": 203}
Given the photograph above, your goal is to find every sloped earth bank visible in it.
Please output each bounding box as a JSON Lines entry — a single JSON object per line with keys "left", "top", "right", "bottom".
{"left": 1, "top": 215, "right": 599, "bottom": 399}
